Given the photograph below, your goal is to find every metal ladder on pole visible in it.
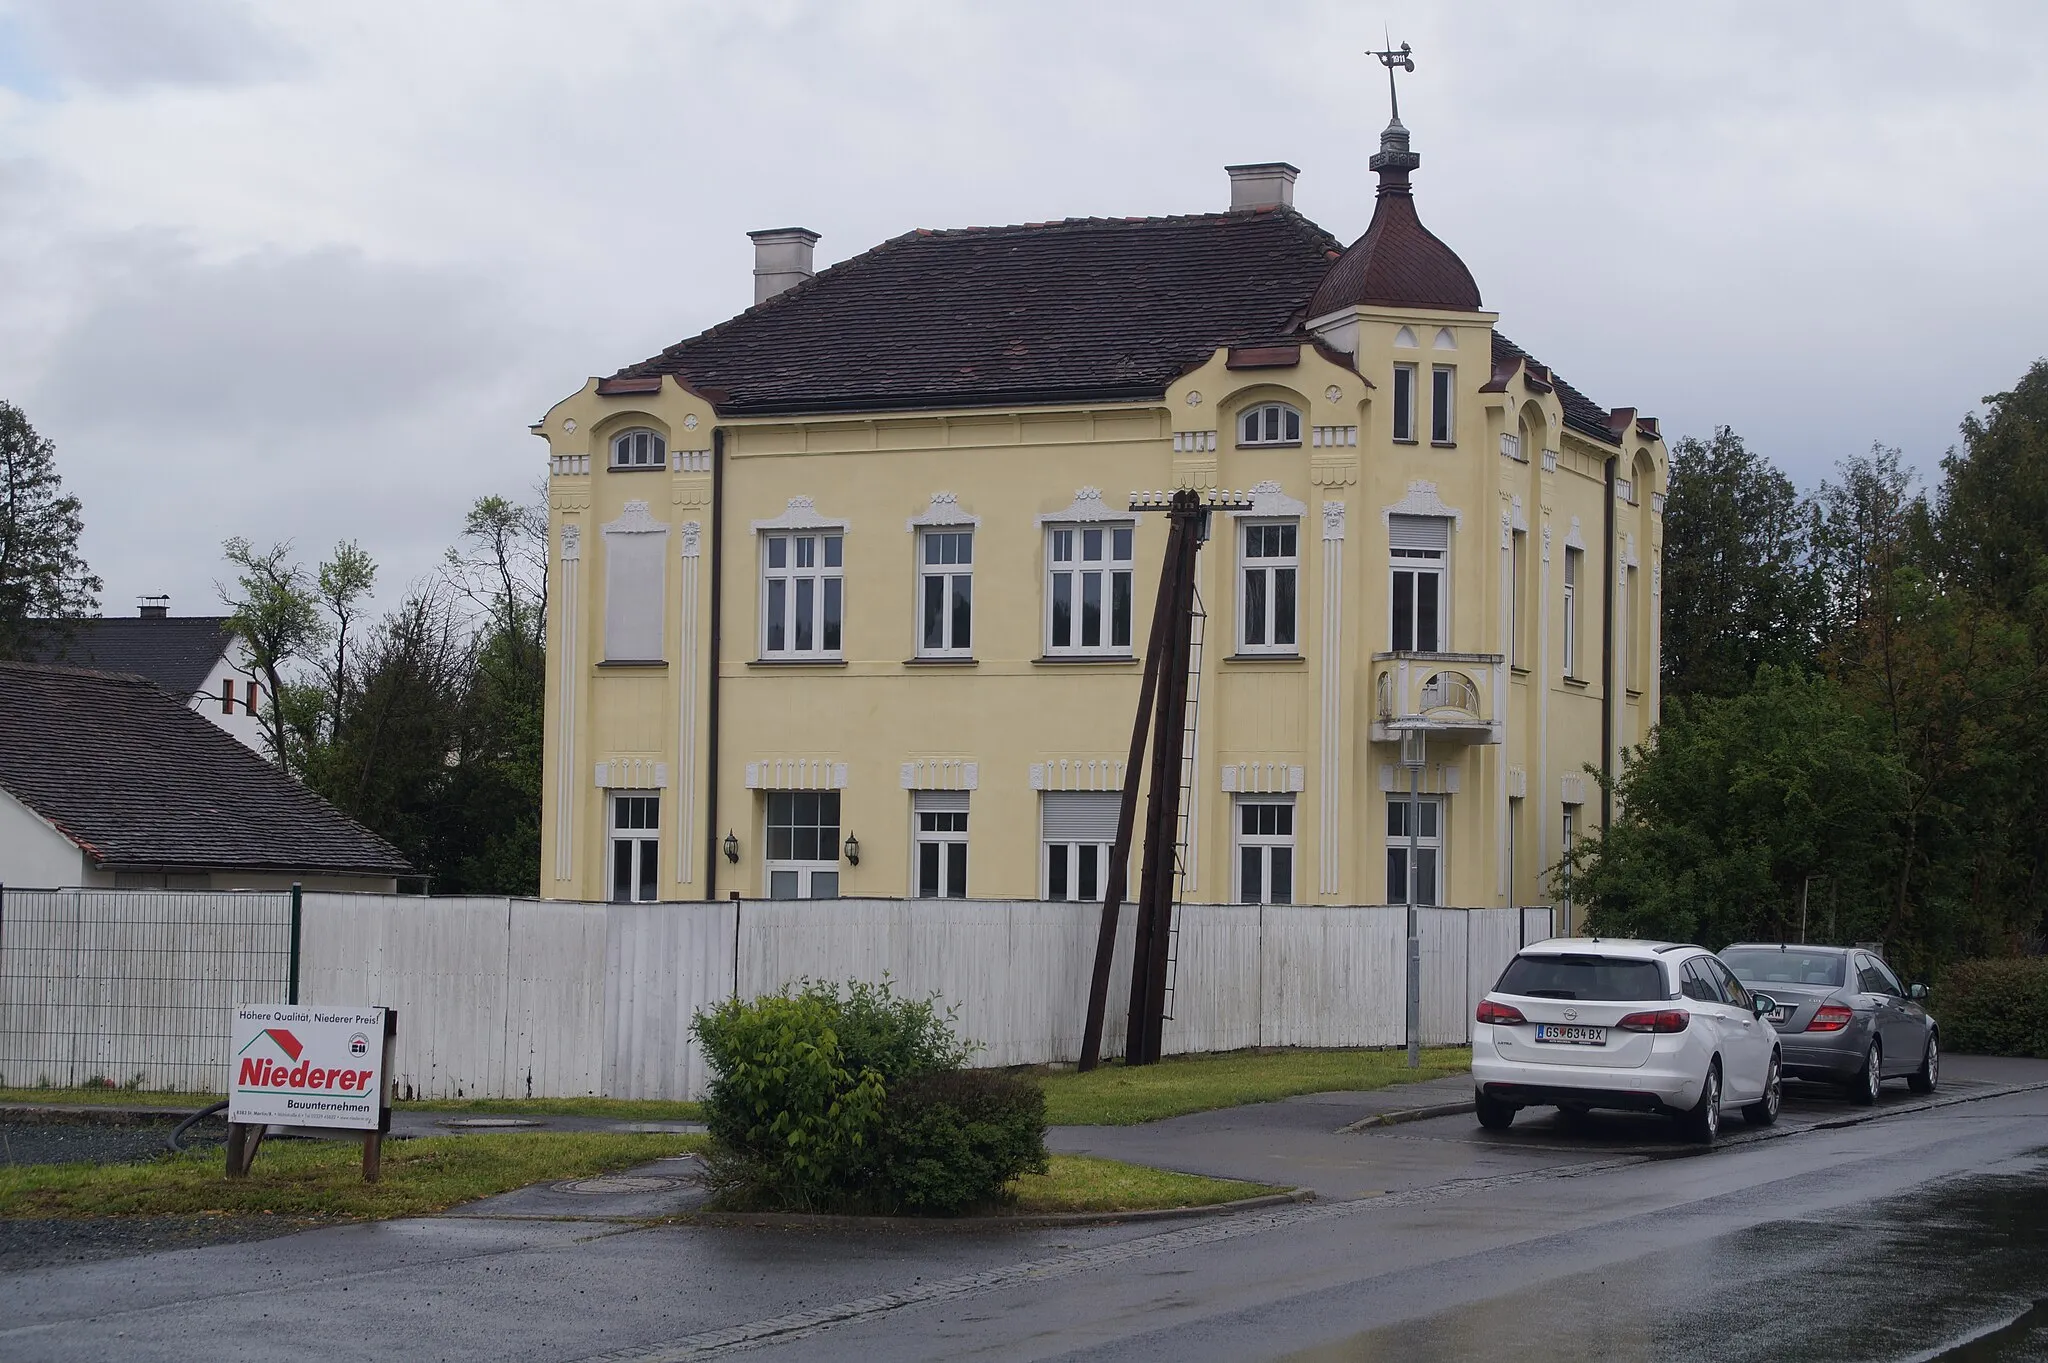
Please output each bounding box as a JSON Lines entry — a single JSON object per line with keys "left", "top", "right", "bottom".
{"left": 1162, "top": 589, "right": 1205, "bottom": 1021}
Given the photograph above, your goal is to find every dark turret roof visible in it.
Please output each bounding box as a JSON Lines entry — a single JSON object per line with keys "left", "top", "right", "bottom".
{"left": 1306, "top": 117, "right": 1482, "bottom": 317}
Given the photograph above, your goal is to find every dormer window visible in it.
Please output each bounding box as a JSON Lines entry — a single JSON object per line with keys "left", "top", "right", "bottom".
{"left": 1239, "top": 404, "right": 1302, "bottom": 447}
{"left": 610, "top": 428, "right": 666, "bottom": 469}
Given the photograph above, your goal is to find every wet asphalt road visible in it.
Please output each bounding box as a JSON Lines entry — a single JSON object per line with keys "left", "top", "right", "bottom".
{"left": 2, "top": 1074, "right": 2046, "bottom": 1361}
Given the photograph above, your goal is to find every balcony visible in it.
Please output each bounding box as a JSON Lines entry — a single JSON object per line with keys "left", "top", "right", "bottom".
{"left": 1371, "top": 652, "right": 1504, "bottom": 744}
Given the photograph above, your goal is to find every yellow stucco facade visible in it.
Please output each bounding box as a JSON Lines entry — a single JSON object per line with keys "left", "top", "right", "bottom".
{"left": 535, "top": 294, "right": 1666, "bottom": 913}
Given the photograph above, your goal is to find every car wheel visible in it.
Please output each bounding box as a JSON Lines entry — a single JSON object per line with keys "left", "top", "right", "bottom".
{"left": 1681, "top": 1062, "right": 1721, "bottom": 1146}
{"left": 1849, "top": 1040, "right": 1881, "bottom": 1106}
{"left": 1475, "top": 1089, "right": 1515, "bottom": 1131}
{"left": 1743, "top": 1051, "right": 1782, "bottom": 1127}
{"left": 1908, "top": 1032, "right": 1939, "bottom": 1095}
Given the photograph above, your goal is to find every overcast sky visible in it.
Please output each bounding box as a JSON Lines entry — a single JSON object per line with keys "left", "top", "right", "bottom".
{"left": 2, "top": 1, "right": 2042, "bottom": 619}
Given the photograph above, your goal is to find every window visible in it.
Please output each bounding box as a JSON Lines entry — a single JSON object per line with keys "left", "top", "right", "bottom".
{"left": 1562, "top": 547, "right": 1582, "bottom": 678}
{"left": 1510, "top": 529, "right": 1528, "bottom": 669}
{"left": 913, "top": 791, "right": 968, "bottom": 898}
{"left": 1385, "top": 795, "right": 1442, "bottom": 906}
{"left": 1500, "top": 955, "right": 1668, "bottom": 1002}
{"left": 765, "top": 791, "right": 839, "bottom": 899}
{"left": 1042, "top": 791, "right": 1120, "bottom": 902}
{"left": 247, "top": 681, "right": 260, "bottom": 715}
{"left": 1857, "top": 954, "right": 1903, "bottom": 997}
{"left": 1389, "top": 514, "right": 1448, "bottom": 653}
{"left": 1430, "top": 366, "right": 1455, "bottom": 444}
{"left": 610, "top": 428, "right": 666, "bottom": 469}
{"left": 1238, "top": 403, "right": 1302, "bottom": 447}
{"left": 1239, "top": 521, "right": 1299, "bottom": 654}
{"left": 1624, "top": 564, "right": 1640, "bottom": 691}
{"left": 1392, "top": 365, "right": 1417, "bottom": 441}
{"left": 1046, "top": 524, "right": 1134, "bottom": 656}
{"left": 1235, "top": 798, "right": 1295, "bottom": 905}
{"left": 222, "top": 677, "right": 235, "bottom": 715}
{"left": 610, "top": 795, "right": 660, "bottom": 903}
{"left": 762, "top": 532, "right": 844, "bottom": 659}
{"left": 918, "top": 530, "right": 973, "bottom": 657}
{"left": 1680, "top": 959, "right": 1720, "bottom": 1004}
{"left": 1720, "top": 948, "right": 1847, "bottom": 990}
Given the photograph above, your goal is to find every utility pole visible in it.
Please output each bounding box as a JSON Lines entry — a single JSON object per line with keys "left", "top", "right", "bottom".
{"left": 1401, "top": 729, "right": 1426, "bottom": 1068}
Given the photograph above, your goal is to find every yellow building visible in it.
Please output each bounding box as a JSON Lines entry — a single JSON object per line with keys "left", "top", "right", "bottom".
{"left": 535, "top": 112, "right": 1666, "bottom": 919}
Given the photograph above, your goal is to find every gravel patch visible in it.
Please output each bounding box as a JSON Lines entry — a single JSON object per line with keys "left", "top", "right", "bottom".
{"left": 0, "top": 1116, "right": 224, "bottom": 1167}
{"left": 0, "top": 1215, "right": 317, "bottom": 1274}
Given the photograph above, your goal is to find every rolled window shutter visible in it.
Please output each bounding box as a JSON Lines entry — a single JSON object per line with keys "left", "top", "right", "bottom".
{"left": 1388, "top": 514, "right": 1450, "bottom": 552}
{"left": 1041, "top": 791, "right": 1122, "bottom": 843}
{"left": 913, "top": 790, "right": 970, "bottom": 815}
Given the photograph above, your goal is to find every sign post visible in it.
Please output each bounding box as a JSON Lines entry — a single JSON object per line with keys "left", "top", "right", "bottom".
{"left": 225, "top": 1004, "right": 396, "bottom": 1182}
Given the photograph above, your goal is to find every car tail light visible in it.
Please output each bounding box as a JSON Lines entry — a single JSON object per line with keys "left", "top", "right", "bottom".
{"left": 1476, "top": 999, "right": 1527, "bottom": 1026}
{"left": 1807, "top": 1003, "right": 1854, "bottom": 1032}
{"left": 1615, "top": 1009, "right": 1691, "bottom": 1033}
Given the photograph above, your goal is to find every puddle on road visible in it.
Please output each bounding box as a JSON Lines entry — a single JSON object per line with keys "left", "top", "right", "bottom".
{"left": 1283, "top": 1153, "right": 2048, "bottom": 1363}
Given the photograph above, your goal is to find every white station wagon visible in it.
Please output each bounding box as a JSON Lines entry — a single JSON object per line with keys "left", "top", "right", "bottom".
{"left": 1471, "top": 938, "right": 1784, "bottom": 1145}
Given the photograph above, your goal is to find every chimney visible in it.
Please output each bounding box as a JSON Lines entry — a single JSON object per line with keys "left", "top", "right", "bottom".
{"left": 1226, "top": 162, "right": 1299, "bottom": 211}
{"left": 748, "top": 228, "right": 820, "bottom": 304}
{"left": 138, "top": 595, "right": 169, "bottom": 620}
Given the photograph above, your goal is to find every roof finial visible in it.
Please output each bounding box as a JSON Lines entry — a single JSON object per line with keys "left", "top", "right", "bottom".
{"left": 1370, "top": 34, "right": 1414, "bottom": 126}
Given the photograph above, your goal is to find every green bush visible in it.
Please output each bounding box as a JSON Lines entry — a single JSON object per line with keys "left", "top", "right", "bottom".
{"left": 1934, "top": 958, "right": 2048, "bottom": 1058}
{"left": 690, "top": 979, "right": 987, "bottom": 1212}
{"left": 878, "top": 1069, "right": 1049, "bottom": 1215}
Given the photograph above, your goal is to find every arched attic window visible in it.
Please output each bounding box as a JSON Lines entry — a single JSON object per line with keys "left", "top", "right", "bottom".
{"left": 1239, "top": 403, "right": 1303, "bottom": 447}
{"left": 610, "top": 427, "right": 667, "bottom": 469}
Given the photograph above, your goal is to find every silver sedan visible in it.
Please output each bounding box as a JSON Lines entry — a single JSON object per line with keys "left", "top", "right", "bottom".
{"left": 1718, "top": 944, "right": 1938, "bottom": 1105}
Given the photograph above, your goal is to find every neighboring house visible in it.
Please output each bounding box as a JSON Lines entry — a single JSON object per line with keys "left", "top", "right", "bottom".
{"left": 0, "top": 662, "right": 410, "bottom": 891}
{"left": 535, "top": 107, "right": 1667, "bottom": 912}
{"left": 29, "top": 598, "right": 268, "bottom": 755}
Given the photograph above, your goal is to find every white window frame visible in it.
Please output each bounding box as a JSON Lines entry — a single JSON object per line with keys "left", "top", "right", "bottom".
{"left": 1390, "top": 546, "right": 1446, "bottom": 653}
{"left": 1238, "top": 403, "right": 1303, "bottom": 447}
{"left": 1385, "top": 794, "right": 1443, "bottom": 907}
{"left": 1430, "top": 365, "right": 1456, "bottom": 444}
{"left": 1562, "top": 547, "right": 1582, "bottom": 679}
{"left": 610, "top": 427, "right": 666, "bottom": 469}
{"left": 1392, "top": 365, "right": 1417, "bottom": 442}
{"left": 610, "top": 793, "right": 661, "bottom": 903}
{"left": 761, "top": 530, "right": 844, "bottom": 660}
{"left": 913, "top": 798, "right": 969, "bottom": 899}
{"left": 1045, "top": 523, "right": 1135, "bottom": 657}
{"left": 764, "top": 790, "right": 840, "bottom": 900}
{"left": 1041, "top": 791, "right": 1120, "bottom": 903}
{"left": 916, "top": 529, "right": 973, "bottom": 658}
{"left": 1234, "top": 796, "right": 1296, "bottom": 905}
{"left": 1624, "top": 563, "right": 1640, "bottom": 693}
{"left": 1238, "top": 519, "right": 1300, "bottom": 655}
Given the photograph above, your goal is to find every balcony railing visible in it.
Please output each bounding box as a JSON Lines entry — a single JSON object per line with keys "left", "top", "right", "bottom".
{"left": 1372, "top": 654, "right": 1503, "bottom": 744}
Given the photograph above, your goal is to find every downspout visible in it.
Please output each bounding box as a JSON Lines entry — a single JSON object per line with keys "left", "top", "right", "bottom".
{"left": 1601, "top": 454, "right": 1617, "bottom": 831}
{"left": 702, "top": 426, "right": 726, "bottom": 899}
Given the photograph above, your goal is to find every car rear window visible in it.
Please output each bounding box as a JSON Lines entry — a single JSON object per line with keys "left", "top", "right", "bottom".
{"left": 1495, "top": 955, "right": 1669, "bottom": 1002}
{"left": 1719, "top": 948, "right": 1846, "bottom": 989}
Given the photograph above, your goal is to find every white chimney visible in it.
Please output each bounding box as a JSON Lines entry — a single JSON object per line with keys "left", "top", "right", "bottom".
{"left": 748, "top": 228, "right": 820, "bottom": 304}
{"left": 1225, "top": 162, "right": 1299, "bottom": 211}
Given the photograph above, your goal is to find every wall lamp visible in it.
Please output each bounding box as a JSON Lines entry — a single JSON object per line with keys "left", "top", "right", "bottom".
{"left": 723, "top": 830, "right": 739, "bottom": 865}
{"left": 843, "top": 832, "right": 861, "bottom": 866}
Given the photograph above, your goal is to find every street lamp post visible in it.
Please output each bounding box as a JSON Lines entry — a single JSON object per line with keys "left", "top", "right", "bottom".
{"left": 1401, "top": 728, "right": 1427, "bottom": 1069}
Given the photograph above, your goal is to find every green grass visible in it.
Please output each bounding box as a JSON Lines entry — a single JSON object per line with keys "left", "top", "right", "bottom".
{"left": 0, "top": 1130, "right": 705, "bottom": 1221}
{"left": 1037, "top": 1046, "right": 1471, "bottom": 1125}
{"left": 1008, "top": 1154, "right": 1280, "bottom": 1214}
{"left": 0, "top": 1086, "right": 221, "bottom": 1109}
{"left": 395, "top": 1097, "right": 703, "bottom": 1121}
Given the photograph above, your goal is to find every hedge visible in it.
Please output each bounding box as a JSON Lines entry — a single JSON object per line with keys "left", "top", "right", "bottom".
{"left": 1934, "top": 958, "right": 2048, "bottom": 1059}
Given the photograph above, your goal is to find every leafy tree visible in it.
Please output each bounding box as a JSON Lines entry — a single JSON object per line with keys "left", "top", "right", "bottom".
{"left": 1571, "top": 667, "right": 1907, "bottom": 953}
{"left": 315, "top": 541, "right": 377, "bottom": 743}
{"left": 1938, "top": 360, "right": 2048, "bottom": 619}
{"left": 218, "top": 538, "right": 326, "bottom": 770}
{"left": 1658, "top": 427, "right": 1815, "bottom": 702}
{"left": 0, "top": 401, "right": 101, "bottom": 659}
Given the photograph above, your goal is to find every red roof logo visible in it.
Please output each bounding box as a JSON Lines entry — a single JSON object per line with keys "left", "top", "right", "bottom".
{"left": 263, "top": 1028, "right": 303, "bottom": 1061}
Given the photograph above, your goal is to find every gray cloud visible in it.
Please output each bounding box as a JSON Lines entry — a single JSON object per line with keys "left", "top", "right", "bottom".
{"left": 5, "top": 0, "right": 302, "bottom": 92}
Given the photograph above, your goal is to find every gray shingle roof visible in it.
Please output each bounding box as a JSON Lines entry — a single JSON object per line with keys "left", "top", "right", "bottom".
{"left": 28, "top": 616, "right": 235, "bottom": 697}
{"left": 0, "top": 662, "right": 410, "bottom": 876}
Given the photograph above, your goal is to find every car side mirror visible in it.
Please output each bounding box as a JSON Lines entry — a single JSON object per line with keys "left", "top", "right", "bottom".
{"left": 1751, "top": 993, "right": 1777, "bottom": 1018}
{"left": 1909, "top": 984, "right": 1928, "bottom": 1001}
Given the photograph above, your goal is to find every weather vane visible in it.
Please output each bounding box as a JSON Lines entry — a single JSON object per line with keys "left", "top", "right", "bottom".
{"left": 1369, "top": 35, "right": 1415, "bottom": 122}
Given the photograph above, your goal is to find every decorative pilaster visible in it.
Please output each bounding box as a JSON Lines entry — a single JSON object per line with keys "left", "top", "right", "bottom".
{"left": 1319, "top": 500, "right": 1347, "bottom": 896}
{"left": 553, "top": 523, "right": 582, "bottom": 884}
{"left": 676, "top": 521, "right": 701, "bottom": 883}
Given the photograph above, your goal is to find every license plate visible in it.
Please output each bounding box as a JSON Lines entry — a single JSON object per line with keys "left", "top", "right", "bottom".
{"left": 1769, "top": 1007, "right": 1794, "bottom": 1024}
{"left": 1534, "top": 1024, "right": 1607, "bottom": 1045}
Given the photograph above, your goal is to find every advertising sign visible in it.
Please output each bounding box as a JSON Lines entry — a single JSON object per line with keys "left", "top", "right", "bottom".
{"left": 228, "top": 1004, "right": 389, "bottom": 1132}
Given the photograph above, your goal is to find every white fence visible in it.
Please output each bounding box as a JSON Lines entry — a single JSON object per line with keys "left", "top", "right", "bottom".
{"left": 0, "top": 888, "right": 1552, "bottom": 1100}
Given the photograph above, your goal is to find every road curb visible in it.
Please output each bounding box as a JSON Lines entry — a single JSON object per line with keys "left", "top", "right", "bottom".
{"left": 671, "top": 1186, "right": 1315, "bottom": 1233}
{"left": 0, "top": 1102, "right": 213, "bottom": 1126}
{"left": 1336, "top": 1099, "right": 1475, "bottom": 1133}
